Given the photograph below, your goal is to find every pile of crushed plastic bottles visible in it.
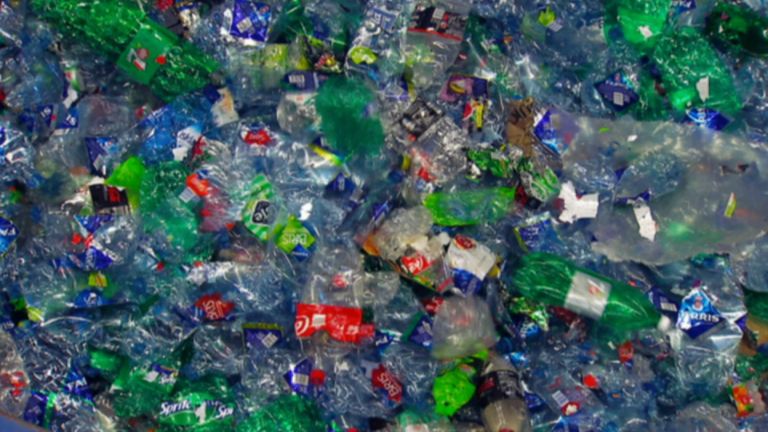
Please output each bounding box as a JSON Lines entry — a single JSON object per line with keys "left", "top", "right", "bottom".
{"left": 4, "top": 0, "right": 768, "bottom": 430}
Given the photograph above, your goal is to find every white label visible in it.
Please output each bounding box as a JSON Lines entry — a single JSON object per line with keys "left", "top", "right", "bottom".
{"left": 174, "top": 126, "right": 202, "bottom": 161}
{"left": 613, "top": 91, "right": 625, "bottom": 107}
{"left": 633, "top": 202, "right": 657, "bottom": 241}
{"left": 696, "top": 76, "right": 710, "bottom": 102}
{"left": 565, "top": 271, "right": 612, "bottom": 320}
{"left": 558, "top": 181, "right": 599, "bottom": 224}
{"left": 446, "top": 239, "right": 496, "bottom": 280}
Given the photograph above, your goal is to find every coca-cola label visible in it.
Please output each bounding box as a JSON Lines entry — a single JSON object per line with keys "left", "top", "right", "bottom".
{"left": 295, "top": 303, "right": 366, "bottom": 343}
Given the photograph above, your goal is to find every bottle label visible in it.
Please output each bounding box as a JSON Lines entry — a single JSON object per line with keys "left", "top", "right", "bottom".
{"left": 295, "top": 303, "right": 367, "bottom": 343}
{"left": 564, "top": 271, "right": 611, "bottom": 320}
{"left": 371, "top": 364, "right": 404, "bottom": 404}
{"left": 446, "top": 235, "right": 496, "bottom": 281}
{"left": 676, "top": 288, "right": 723, "bottom": 339}
{"left": 0, "top": 217, "right": 18, "bottom": 256}
{"left": 89, "top": 184, "right": 130, "bottom": 215}
{"left": 194, "top": 293, "right": 235, "bottom": 322}
{"left": 406, "top": 314, "right": 433, "bottom": 348}
{"left": 283, "top": 358, "right": 323, "bottom": 397}
{"left": 478, "top": 370, "right": 523, "bottom": 406}
{"left": 408, "top": 4, "right": 467, "bottom": 42}
{"left": 243, "top": 322, "right": 283, "bottom": 350}
{"left": 230, "top": 0, "right": 272, "bottom": 43}
{"left": 84, "top": 137, "right": 117, "bottom": 177}
{"left": 116, "top": 21, "right": 175, "bottom": 85}
{"left": 595, "top": 71, "right": 639, "bottom": 112}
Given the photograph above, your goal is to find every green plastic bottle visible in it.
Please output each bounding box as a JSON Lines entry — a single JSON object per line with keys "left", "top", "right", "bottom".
{"left": 511, "top": 253, "right": 672, "bottom": 332}
{"left": 236, "top": 395, "right": 326, "bottom": 432}
{"left": 30, "top": 0, "right": 218, "bottom": 101}
{"left": 423, "top": 187, "right": 516, "bottom": 227}
{"left": 606, "top": 0, "right": 672, "bottom": 52}
{"left": 651, "top": 27, "right": 741, "bottom": 116}
{"left": 706, "top": 1, "right": 768, "bottom": 58}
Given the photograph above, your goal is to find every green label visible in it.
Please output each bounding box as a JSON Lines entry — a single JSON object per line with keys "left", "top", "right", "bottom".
{"left": 275, "top": 216, "right": 315, "bottom": 254}
{"left": 117, "top": 22, "right": 177, "bottom": 85}
{"left": 242, "top": 175, "right": 276, "bottom": 241}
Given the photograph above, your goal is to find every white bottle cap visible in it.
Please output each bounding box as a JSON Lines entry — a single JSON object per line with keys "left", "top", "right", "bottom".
{"left": 657, "top": 315, "right": 673, "bottom": 332}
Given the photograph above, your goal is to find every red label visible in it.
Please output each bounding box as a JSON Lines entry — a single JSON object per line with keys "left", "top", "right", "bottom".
{"left": 194, "top": 293, "right": 235, "bottom": 321}
{"left": 371, "top": 364, "right": 403, "bottom": 403}
{"left": 401, "top": 254, "right": 432, "bottom": 275}
{"left": 618, "top": 341, "right": 634, "bottom": 364}
{"left": 244, "top": 129, "right": 272, "bottom": 146}
{"left": 422, "top": 296, "right": 444, "bottom": 316}
{"left": 453, "top": 234, "right": 475, "bottom": 249}
{"left": 295, "top": 303, "right": 368, "bottom": 343}
{"left": 186, "top": 173, "right": 211, "bottom": 197}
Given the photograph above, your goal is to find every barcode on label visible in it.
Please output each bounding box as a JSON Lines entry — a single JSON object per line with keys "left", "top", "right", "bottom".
{"left": 312, "top": 314, "right": 326, "bottom": 327}
{"left": 261, "top": 333, "right": 278, "bottom": 348}
{"left": 613, "top": 91, "right": 625, "bottom": 106}
{"left": 237, "top": 17, "right": 253, "bottom": 33}
{"left": 292, "top": 373, "right": 309, "bottom": 386}
{"left": 661, "top": 301, "right": 677, "bottom": 312}
{"left": 552, "top": 390, "right": 568, "bottom": 407}
{"left": 433, "top": 8, "right": 445, "bottom": 20}
{"left": 548, "top": 20, "right": 563, "bottom": 32}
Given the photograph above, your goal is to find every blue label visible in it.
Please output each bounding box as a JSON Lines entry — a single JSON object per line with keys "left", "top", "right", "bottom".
{"left": 284, "top": 358, "right": 321, "bottom": 397}
{"left": 524, "top": 391, "right": 546, "bottom": 412}
{"left": 407, "top": 315, "right": 433, "bottom": 348}
{"left": 0, "top": 217, "right": 18, "bottom": 255}
{"left": 595, "top": 71, "right": 639, "bottom": 112}
{"left": 684, "top": 108, "right": 729, "bottom": 131}
{"left": 284, "top": 71, "right": 325, "bottom": 92}
{"left": 75, "top": 215, "right": 113, "bottom": 234}
{"left": 85, "top": 137, "right": 117, "bottom": 177}
{"left": 69, "top": 247, "right": 114, "bottom": 271}
{"left": 230, "top": 0, "right": 272, "bottom": 42}
{"left": 64, "top": 371, "right": 94, "bottom": 401}
{"left": 375, "top": 329, "right": 398, "bottom": 353}
{"left": 514, "top": 219, "right": 554, "bottom": 252}
{"left": 533, "top": 110, "right": 568, "bottom": 154}
{"left": 38, "top": 105, "right": 55, "bottom": 127}
{"left": 243, "top": 322, "right": 283, "bottom": 350}
{"left": 23, "top": 392, "right": 51, "bottom": 427}
{"left": 453, "top": 269, "right": 482, "bottom": 295}
{"left": 56, "top": 109, "right": 79, "bottom": 131}
{"left": 647, "top": 287, "right": 679, "bottom": 319}
{"left": 677, "top": 288, "right": 723, "bottom": 339}
{"left": 74, "top": 289, "right": 108, "bottom": 309}
{"left": 326, "top": 173, "right": 356, "bottom": 196}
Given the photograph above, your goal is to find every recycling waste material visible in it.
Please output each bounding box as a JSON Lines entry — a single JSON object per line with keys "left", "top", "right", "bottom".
{"left": 7, "top": 0, "right": 768, "bottom": 431}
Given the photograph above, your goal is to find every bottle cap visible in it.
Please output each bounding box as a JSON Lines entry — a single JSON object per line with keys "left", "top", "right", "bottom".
{"left": 657, "top": 315, "right": 673, "bottom": 332}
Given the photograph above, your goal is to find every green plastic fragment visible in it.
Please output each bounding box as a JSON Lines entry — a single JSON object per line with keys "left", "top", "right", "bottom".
{"left": 315, "top": 76, "right": 385, "bottom": 156}
{"left": 423, "top": 187, "right": 517, "bottom": 227}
